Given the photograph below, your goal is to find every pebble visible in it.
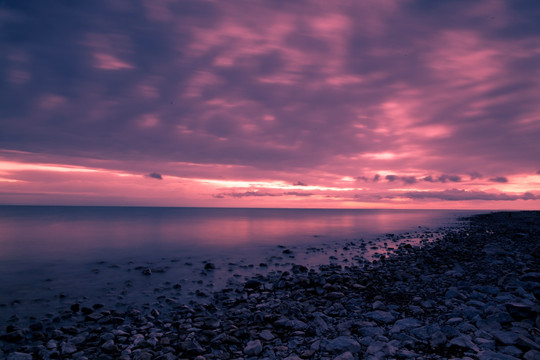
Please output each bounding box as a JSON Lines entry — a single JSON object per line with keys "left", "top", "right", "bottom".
{"left": 1, "top": 211, "right": 539, "bottom": 360}
{"left": 244, "top": 339, "right": 263, "bottom": 356}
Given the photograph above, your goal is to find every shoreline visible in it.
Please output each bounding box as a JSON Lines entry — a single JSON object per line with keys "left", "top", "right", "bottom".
{"left": 1, "top": 211, "right": 539, "bottom": 359}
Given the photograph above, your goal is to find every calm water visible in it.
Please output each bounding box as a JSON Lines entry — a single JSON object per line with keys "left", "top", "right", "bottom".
{"left": 0, "top": 206, "right": 480, "bottom": 262}
{"left": 0, "top": 206, "right": 482, "bottom": 322}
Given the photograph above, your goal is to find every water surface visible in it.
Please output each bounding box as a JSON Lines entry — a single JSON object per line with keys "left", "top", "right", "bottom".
{"left": 0, "top": 206, "right": 482, "bottom": 323}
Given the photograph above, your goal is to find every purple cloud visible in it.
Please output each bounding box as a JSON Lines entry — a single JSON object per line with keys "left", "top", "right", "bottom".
{"left": 489, "top": 176, "right": 508, "bottom": 183}
{"left": 386, "top": 175, "right": 417, "bottom": 184}
{"left": 423, "top": 174, "right": 461, "bottom": 183}
{"left": 401, "top": 189, "right": 536, "bottom": 201}
{"left": 355, "top": 176, "right": 369, "bottom": 182}
{"left": 215, "top": 191, "right": 313, "bottom": 198}
{"left": 148, "top": 172, "right": 163, "bottom": 180}
{"left": 0, "top": 1, "right": 539, "bottom": 207}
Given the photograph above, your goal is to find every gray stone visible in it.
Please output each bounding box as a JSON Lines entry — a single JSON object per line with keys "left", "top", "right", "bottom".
{"left": 476, "top": 337, "right": 496, "bottom": 350}
{"left": 491, "top": 330, "right": 519, "bottom": 345}
{"left": 429, "top": 331, "right": 447, "bottom": 348}
{"left": 357, "top": 326, "right": 384, "bottom": 337}
{"left": 389, "top": 317, "right": 422, "bottom": 333}
{"left": 274, "top": 317, "right": 308, "bottom": 330}
{"left": 312, "top": 313, "right": 329, "bottom": 334}
{"left": 259, "top": 329, "right": 275, "bottom": 341}
{"left": 326, "top": 336, "right": 362, "bottom": 353}
{"left": 500, "top": 345, "right": 522, "bottom": 358}
{"left": 61, "top": 342, "right": 77, "bottom": 355}
{"left": 372, "top": 300, "right": 385, "bottom": 310}
{"left": 520, "top": 272, "right": 540, "bottom": 282}
{"left": 180, "top": 339, "right": 205, "bottom": 354}
{"left": 366, "top": 310, "right": 396, "bottom": 324}
{"left": 524, "top": 350, "right": 540, "bottom": 360}
{"left": 516, "top": 335, "right": 540, "bottom": 351}
{"left": 505, "top": 303, "right": 536, "bottom": 320}
{"left": 449, "top": 334, "right": 479, "bottom": 352}
{"left": 7, "top": 353, "right": 33, "bottom": 360}
{"left": 102, "top": 339, "right": 118, "bottom": 352}
{"left": 477, "top": 350, "right": 520, "bottom": 360}
{"left": 366, "top": 341, "right": 385, "bottom": 354}
{"left": 244, "top": 339, "right": 263, "bottom": 356}
{"left": 334, "top": 351, "right": 354, "bottom": 360}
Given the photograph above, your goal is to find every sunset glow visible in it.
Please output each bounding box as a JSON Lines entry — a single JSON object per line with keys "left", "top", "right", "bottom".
{"left": 1, "top": 1, "right": 539, "bottom": 209}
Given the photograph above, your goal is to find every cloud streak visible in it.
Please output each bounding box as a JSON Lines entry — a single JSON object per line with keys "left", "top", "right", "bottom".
{"left": 400, "top": 189, "right": 536, "bottom": 202}
{"left": 0, "top": 1, "right": 539, "bottom": 208}
{"left": 214, "top": 191, "right": 314, "bottom": 199}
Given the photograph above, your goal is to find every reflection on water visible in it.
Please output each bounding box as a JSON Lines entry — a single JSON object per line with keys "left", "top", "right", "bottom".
{"left": 0, "top": 206, "right": 482, "bottom": 323}
{"left": 0, "top": 206, "right": 478, "bottom": 262}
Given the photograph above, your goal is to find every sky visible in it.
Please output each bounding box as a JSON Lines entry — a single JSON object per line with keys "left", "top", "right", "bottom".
{"left": 1, "top": 0, "right": 540, "bottom": 210}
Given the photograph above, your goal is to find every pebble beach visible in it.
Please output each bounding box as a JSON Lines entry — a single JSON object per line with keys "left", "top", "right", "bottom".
{"left": 1, "top": 211, "right": 539, "bottom": 360}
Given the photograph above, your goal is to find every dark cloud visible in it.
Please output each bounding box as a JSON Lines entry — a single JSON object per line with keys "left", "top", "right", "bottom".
{"left": 386, "top": 175, "right": 417, "bottom": 184}
{"left": 401, "top": 176, "right": 417, "bottom": 184}
{"left": 401, "top": 189, "right": 536, "bottom": 201}
{"left": 215, "top": 191, "right": 313, "bottom": 198}
{"left": 438, "top": 174, "right": 461, "bottom": 183}
{"left": 283, "top": 191, "right": 313, "bottom": 197}
{"left": 293, "top": 181, "right": 307, "bottom": 186}
{"left": 1, "top": 0, "right": 539, "bottom": 206}
{"left": 148, "top": 172, "right": 162, "bottom": 180}
{"left": 355, "top": 176, "right": 369, "bottom": 182}
{"left": 423, "top": 174, "right": 461, "bottom": 183}
{"left": 489, "top": 176, "right": 508, "bottom": 183}
{"left": 469, "top": 172, "right": 483, "bottom": 180}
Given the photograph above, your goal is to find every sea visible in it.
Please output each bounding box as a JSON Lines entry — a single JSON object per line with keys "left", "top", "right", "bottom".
{"left": 0, "top": 206, "right": 484, "bottom": 323}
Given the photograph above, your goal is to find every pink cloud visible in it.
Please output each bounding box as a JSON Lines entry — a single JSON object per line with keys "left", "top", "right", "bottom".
{"left": 93, "top": 53, "right": 134, "bottom": 70}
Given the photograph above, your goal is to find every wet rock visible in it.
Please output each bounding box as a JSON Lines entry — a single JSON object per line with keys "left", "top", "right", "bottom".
{"left": 180, "top": 339, "right": 205, "bottom": 355}
{"left": 520, "top": 272, "right": 540, "bottom": 282}
{"left": 429, "top": 331, "right": 447, "bottom": 348}
{"left": 244, "top": 339, "right": 263, "bottom": 356}
{"left": 366, "top": 310, "right": 396, "bottom": 324}
{"left": 244, "top": 279, "right": 262, "bottom": 289}
{"left": 389, "top": 317, "right": 422, "bottom": 333}
{"left": 491, "top": 330, "right": 519, "bottom": 345}
{"left": 516, "top": 335, "right": 540, "bottom": 351}
{"left": 283, "top": 356, "right": 302, "bottom": 360}
{"left": 85, "top": 312, "right": 103, "bottom": 321}
{"left": 4, "top": 330, "right": 24, "bottom": 343}
{"left": 102, "top": 339, "right": 118, "bottom": 352}
{"left": 448, "top": 334, "right": 479, "bottom": 352}
{"left": 7, "top": 353, "right": 33, "bottom": 360}
{"left": 142, "top": 267, "right": 152, "bottom": 275}
{"left": 274, "top": 317, "right": 308, "bottom": 331}
{"left": 29, "top": 322, "right": 43, "bottom": 331}
{"left": 260, "top": 329, "right": 275, "bottom": 341}
{"left": 524, "top": 350, "right": 540, "bottom": 360}
{"left": 334, "top": 351, "right": 354, "bottom": 360}
{"left": 505, "top": 303, "right": 536, "bottom": 320}
{"left": 61, "top": 342, "right": 77, "bottom": 355}
{"left": 326, "top": 336, "right": 362, "bottom": 353}
{"left": 477, "top": 350, "right": 520, "bottom": 360}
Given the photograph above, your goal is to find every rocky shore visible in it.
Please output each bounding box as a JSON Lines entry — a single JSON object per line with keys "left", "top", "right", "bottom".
{"left": 1, "top": 211, "right": 539, "bottom": 360}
